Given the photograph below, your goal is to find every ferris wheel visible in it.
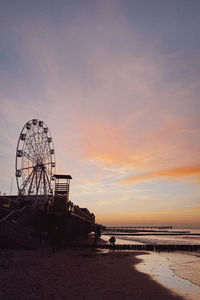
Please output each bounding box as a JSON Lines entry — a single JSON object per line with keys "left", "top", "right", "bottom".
{"left": 15, "top": 119, "right": 56, "bottom": 199}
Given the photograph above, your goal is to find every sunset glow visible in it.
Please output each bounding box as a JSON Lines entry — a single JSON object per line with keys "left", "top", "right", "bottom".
{"left": 0, "top": 0, "right": 200, "bottom": 227}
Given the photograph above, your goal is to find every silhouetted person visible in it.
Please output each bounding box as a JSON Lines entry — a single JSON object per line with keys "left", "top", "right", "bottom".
{"left": 93, "top": 226, "right": 101, "bottom": 245}
{"left": 97, "top": 225, "right": 101, "bottom": 239}
{"left": 40, "top": 231, "right": 48, "bottom": 248}
{"left": 109, "top": 236, "right": 116, "bottom": 247}
{"left": 51, "top": 225, "right": 63, "bottom": 252}
{"left": 93, "top": 231, "right": 98, "bottom": 245}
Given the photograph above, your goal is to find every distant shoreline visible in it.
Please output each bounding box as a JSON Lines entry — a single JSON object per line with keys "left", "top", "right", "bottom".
{"left": 103, "top": 232, "right": 200, "bottom": 235}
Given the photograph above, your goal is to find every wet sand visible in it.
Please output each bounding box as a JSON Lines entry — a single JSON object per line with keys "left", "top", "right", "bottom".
{"left": 136, "top": 252, "right": 200, "bottom": 300}
{"left": 0, "top": 248, "right": 183, "bottom": 300}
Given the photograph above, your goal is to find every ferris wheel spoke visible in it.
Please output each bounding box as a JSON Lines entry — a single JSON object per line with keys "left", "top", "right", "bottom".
{"left": 26, "top": 134, "right": 35, "bottom": 153}
{"left": 36, "top": 169, "right": 43, "bottom": 196}
{"left": 44, "top": 169, "right": 52, "bottom": 193}
{"left": 23, "top": 153, "right": 35, "bottom": 168}
{"left": 42, "top": 169, "right": 47, "bottom": 195}
{"left": 43, "top": 162, "right": 53, "bottom": 166}
{"left": 22, "top": 151, "right": 35, "bottom": 164}
{"left": 40, "top": 142, "right": 48, "bottom": 160}
{"left": 45, "top": 168, "right": 52, "bottom": 177}
{"left": 25, "top": 144, "right": 37, "bottom": 161}
{"left": 36, "top": 134, "right": 47, "bottom": 160}
{"left": 27, "top": 137, "right": 40, "bottom": 160}
{"left": 20, "top": 165, "right": 35, "bottom": 171}
{"left": 28, "top": 168, "right": 36, "bottom": 195}
{"left": 19, "top": 168, "right": 34, "bottom": 193}
{"left": 43, "top": 152, "right": 50, "bottom": 162}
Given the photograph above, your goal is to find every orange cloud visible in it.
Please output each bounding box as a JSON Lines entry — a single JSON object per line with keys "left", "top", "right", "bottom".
{"left": 72, "top": 116, "right": 200, "bottom": 172}
{"left": 120, "top": 165, "right": 200, "bottom": 184}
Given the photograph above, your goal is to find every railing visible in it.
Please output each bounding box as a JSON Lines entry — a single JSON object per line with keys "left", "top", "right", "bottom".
{"left": 0, "top": 204, "right": 30, "bottom": 222}
{"left": 55, "top": 183, "right": 69, "bottom": 195}
{"left": 67, "top": 202, "right": 95, "bottom": 223}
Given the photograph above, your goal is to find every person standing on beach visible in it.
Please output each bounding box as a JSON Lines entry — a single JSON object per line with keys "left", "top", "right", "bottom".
{"left": 109, "top": 236, "right": 116, "bottom": 247}
{"left": 51, "top": 225, "right": 63, "bottom": 253}
{"left": 93, "top": 231, "right": 98, "bottom": 245}
{"left": 93, "top": 225, "right": 101, "bottom": 245}
{"left": 40, "top": 231, "right": 48, "bottom": 248}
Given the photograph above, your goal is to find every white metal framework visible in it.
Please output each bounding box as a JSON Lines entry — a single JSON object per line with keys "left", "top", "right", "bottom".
{"left": 15, "top": 119, "right": 56, "bottom": 201}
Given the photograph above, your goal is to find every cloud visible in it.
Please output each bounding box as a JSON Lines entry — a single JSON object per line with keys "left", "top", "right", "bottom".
{"left": 120, "top": 165, "right": 200, "bottom": 185}
{"left": 69, "top": 115, "right": 200, "bottom": 172}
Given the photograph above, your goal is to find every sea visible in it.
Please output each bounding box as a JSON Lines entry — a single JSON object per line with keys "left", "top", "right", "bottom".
{"left": 101, "top": 228, "right": 200, "bottom": 300}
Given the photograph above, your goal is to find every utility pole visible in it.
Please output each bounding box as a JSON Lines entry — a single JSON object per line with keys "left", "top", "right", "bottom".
{"left": 10, "top": 177, "right": 13, "bottom": 196}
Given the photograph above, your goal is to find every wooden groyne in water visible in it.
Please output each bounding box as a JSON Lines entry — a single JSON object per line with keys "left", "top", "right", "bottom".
{"left": 105, "top": 226, "right": 173, "bottom": 231}
{"left": 99, "top": 244, "right": 200, "bottom": 251}
{"left": 77, "top": 244, "right": 200, "bottom": 252}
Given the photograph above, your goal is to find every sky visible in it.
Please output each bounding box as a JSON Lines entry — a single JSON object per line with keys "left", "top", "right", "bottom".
{"left": 0, "top": 0, "right": 200, "bottom": 227}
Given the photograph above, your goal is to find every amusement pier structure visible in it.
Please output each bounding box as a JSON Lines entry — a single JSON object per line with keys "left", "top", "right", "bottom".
{"left": 0, "top": 119, "right": 101, "bottom": 249}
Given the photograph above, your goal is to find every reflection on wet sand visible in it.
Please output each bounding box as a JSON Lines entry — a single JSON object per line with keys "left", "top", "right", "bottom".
{"left": 135, "top": 252, "right": 200, "bottom": 300}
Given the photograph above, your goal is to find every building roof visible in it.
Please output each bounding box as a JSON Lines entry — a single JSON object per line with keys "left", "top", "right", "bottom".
{"left": 53, "top": 174, "right": 72, "bottom": 179}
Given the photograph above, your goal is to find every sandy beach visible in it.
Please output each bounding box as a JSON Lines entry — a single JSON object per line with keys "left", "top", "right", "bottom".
{"left": 0, "top": 247, "right": 183, "bottom": 300}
